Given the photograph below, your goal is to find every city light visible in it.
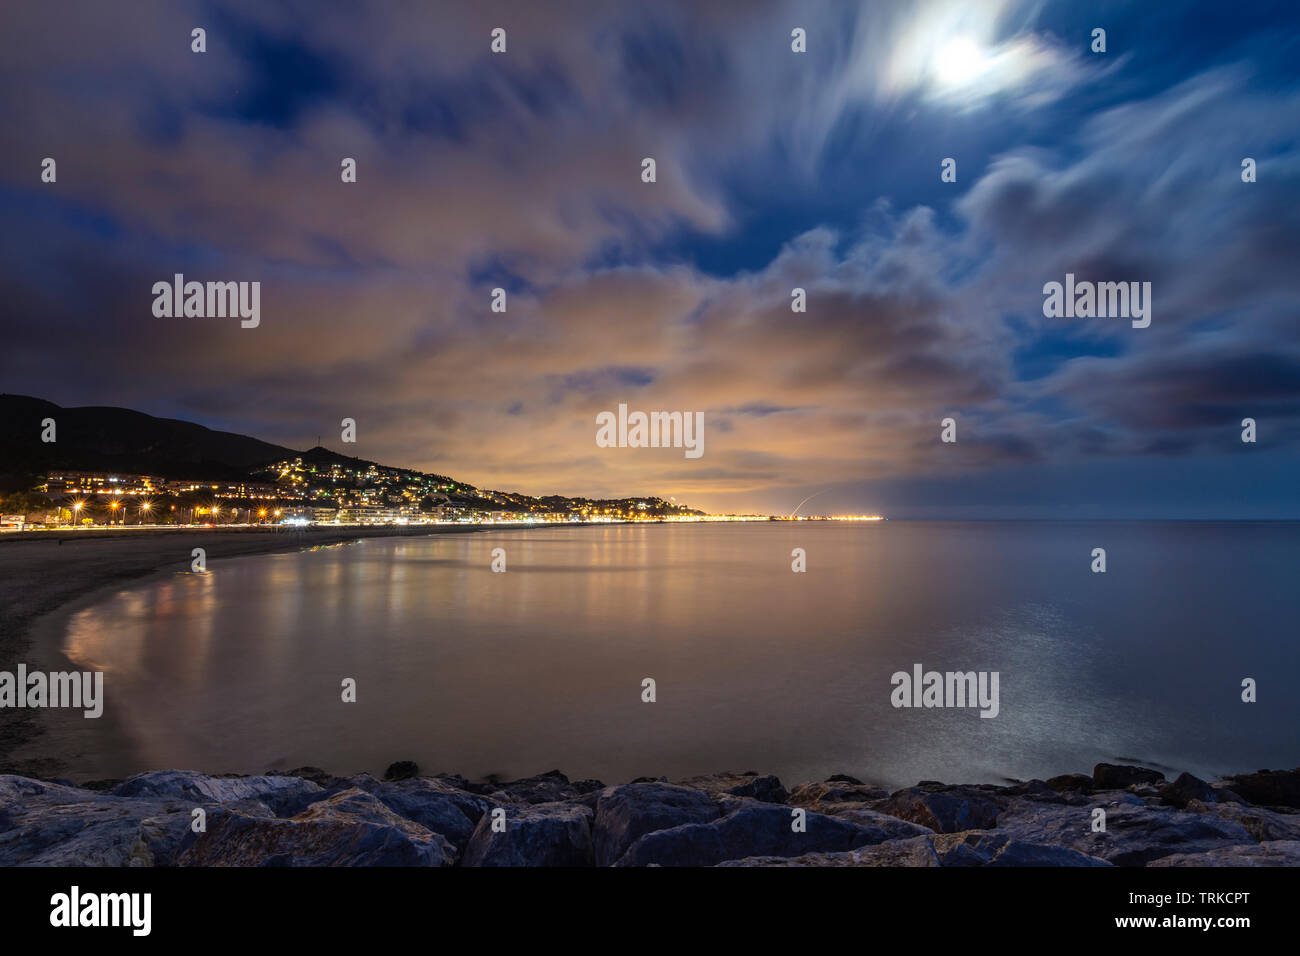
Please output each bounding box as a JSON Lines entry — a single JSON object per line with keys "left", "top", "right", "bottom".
{"left": 9, "top": 465, "right": 883, "bottom": 533}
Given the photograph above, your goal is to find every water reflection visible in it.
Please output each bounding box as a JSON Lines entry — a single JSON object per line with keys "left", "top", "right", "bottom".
{"left": 55, "top": 522, "right": 1300, "bottom": 787}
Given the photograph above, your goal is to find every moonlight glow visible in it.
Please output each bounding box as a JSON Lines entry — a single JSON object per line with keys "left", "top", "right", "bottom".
{"left": 936, "top": 37, "right": 986, "bottom": 86}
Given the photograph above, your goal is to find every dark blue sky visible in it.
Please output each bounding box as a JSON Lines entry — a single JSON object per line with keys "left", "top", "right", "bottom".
{"left": 1, "top": 0, "right": 1297, "bottom": 516}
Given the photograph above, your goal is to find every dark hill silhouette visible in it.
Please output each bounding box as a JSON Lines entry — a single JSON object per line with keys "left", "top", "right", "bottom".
{"left": 0, "top": 395, "right": 692, "bottom": 511}
{"left": 1, "top": 394, "right": 308, "bottom": 481}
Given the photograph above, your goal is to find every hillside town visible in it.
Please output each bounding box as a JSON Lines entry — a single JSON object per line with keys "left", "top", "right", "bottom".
{"left": 0, "top": 454, "right": 701, "bottom": 530}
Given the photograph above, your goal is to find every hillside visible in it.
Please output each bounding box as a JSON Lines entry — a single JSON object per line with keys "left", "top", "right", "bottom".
{"left": 0, "top": 394, "right": 297, "bottom": 482}
{"left": 0, "top": 395, "right": 699, "bottom": 516}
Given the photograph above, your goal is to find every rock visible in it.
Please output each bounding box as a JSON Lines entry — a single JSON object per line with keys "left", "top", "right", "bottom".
{"left": 481, "top": 770, "right": 604, "bottom": 806}
{"left": 282, "top": 766, "right": 342, "bottom": 788}
{"left": 848, "top": 839, "right": 948, "bottom": 867}
{"left": 593, "top": 783, "right": 720, "bottom": 866}
{"left": 817, "top": 805, "right": 935, "bottom": 840}
{"left": 1188, "top": 800, "right": 1300, "bottom": 842}
{"left": 113, "top": 770, "right": 323, "bottom": 816}
{"left": 877, "top": 787, "right": 1001, "bottom": 833}
{"left": 719, "top": 832, "right": 1109, "bottom": 867}
{"left": 719, "top": 838, "right": 942, "bottom": 867}
{"left": 0, "top": 775, "right": 67, "bottom": 802}
{"left": 383, "top": 761, "right": 420, "bottom": 781}
{"left": 177, "top": 789, "right": 455, "bottom": 866}
{"left": 130, "top": 811, "right": 203, "bottom": 867}
{"left": 1210, "top": 785, "right": 1248, "bottom": 804}
{"left": 674, "top": 771, "right": 788, "bottom": 804}
{"left": 1219, "top": 769, "right": 1300, "bottom": 809}
{"left": 462, "top": 803, "right": 594, "bottom": 866}
{"left": 614, "top": 803, "right": 888, "bottom": 867}
{"left": 994, "top": 797, "right": 1253, "bottom": 866}
{"left": 430, "top": 773, "right": 472, "bottom": 790}
{"left": 826, "top": 774, "right": 864, "bottom": 785}
{"left": 0, "top": 776, "right": 221, "bottom": 867}
{"left": 356, "top": 777, "right": 491, "bottom": 852}
{"left": 1092, "top": 763, "right": 1166, "bottom": 789}
{"left": 1045, "top": 774, "right": 1093, "bottom": 794}
{"left": 931, "top": 832, "right": 1110, "bottom": 867}
{"left": 787, "top": 780, "right": 890, "bottom": 806}
{"left": 3, "top": 765, "right": 1290, "bottom": 868}
{"left": 1147, "top": 840, "right": 1300, "bottom": 866}
{"left": 998, "top": 779, "right": 1065, "bottom": 800}
{"left": 1158, "top": 773, "right": 1217, "bottom": 809}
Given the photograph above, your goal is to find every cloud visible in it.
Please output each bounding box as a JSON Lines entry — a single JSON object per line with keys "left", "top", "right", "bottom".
{"left": 0, "top": 2, "right": 1297, "bottom": 515}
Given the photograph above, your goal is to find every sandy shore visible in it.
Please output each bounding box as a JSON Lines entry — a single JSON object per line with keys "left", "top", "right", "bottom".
{"left": 0, "top": 523, "right": 568, "bottom": 776}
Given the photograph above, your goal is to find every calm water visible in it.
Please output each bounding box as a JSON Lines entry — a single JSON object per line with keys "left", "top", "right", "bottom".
{"left": 43, "top": 522, "right": 1300, "bottom": 789}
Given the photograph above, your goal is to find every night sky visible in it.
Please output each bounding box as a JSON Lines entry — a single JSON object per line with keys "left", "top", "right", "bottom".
{"left": 2, "top": 1, "right": 1297, "bottom": 517}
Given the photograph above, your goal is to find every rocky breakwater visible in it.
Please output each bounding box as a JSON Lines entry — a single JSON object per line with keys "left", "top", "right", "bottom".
{"left": 1, "top": 762, "right": 1297, "bottom": 867}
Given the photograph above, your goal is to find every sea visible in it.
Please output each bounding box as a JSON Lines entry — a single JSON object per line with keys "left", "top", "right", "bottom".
{"left": 38, "top": 521, "right": 1300, "bottom": 789}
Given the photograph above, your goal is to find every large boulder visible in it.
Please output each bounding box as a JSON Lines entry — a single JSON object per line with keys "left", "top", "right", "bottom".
{"left": 478, "top": 771, "right": 605, "bottom": 807}
{"left": 1147, "top": 841, "right": 1300, "bottom": 866}
{"left": 461, "top": 803, "right": 594, "bottom": 866}
{"left": 994, "top": 796, "right": 1254, "bottom": 866}
{"left": 0, "top": 775, "right": 206, "bottom": 866}
{"left": 594, "top": 783, "right": 720, "bottom": 866}
{"left": 1187, "top": 800, "right": 1300, "bottom": 842}
{"left": 1045, "top": 774, "right": 1093, "bottom": 794}
{"left": 719, "top": 832, "right": 1109, "bottom": 867}
{"left": 131, "top": 811, "right": 208, "bottom": 867}
{"left": 1218, "top": 769, "right": 1300, "bottom": 809}
{"left": 1092, "top": 764, "right": 1165, "bottom": 790}
{"left": 996, "top": 779, "right": 1065, "bottom": 800}
{"left": 113, "top": 770, "right": 323, "bottom": 817}
{"left": 936, "top": 832, "right": 1110, "bottom": 867}
{"left": 815, "top": 805, "right": 935, "bottom": 840}
{"left": 281, "top": 766, "right": 342, "bottom": 788}
{"left": 787, "top": 780, "right": 890, "bottom": 807}
{"left": 614, "top": 803, "right": 888, "bottom": 867}
{"left": 176, "top": 789, "right": 456, "bottom": 866}
{"left": 877, "top": 786, "right": 1001, "bottom": 833}
{"left": 673, "top": 772, "right": 788, "bottom": 804}
{"left": 349, "top": 776, "right": 491, "bottom": 852}
{"left": 719, "top": 839, "right": 942, "bottom": 867}
{"left": 1158, "top": 773, "right": 1217, "bottom": 809}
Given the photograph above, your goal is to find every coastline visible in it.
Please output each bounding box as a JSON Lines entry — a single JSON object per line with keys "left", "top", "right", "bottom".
{"left": 0, "top": 523, "right": 581, "bottom": 775}
{"left": 2, "top": 762, "right": 1297, "bottom": 866}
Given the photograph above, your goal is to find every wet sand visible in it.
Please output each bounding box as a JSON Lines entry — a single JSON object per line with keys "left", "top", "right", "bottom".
{"left": 0, "top": 524, "right": 565, "bottom": 776}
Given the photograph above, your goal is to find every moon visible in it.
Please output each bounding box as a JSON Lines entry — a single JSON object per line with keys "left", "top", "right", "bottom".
{"left": 935, "top": 36, "right": 986, "bottom": 87}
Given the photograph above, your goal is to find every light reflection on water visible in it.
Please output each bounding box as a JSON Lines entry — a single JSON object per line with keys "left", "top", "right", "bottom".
{"left": 51, "top": 522, "right": 1300, "bottom": 788}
